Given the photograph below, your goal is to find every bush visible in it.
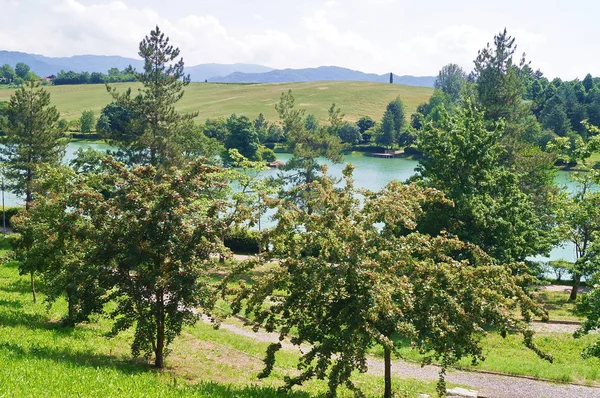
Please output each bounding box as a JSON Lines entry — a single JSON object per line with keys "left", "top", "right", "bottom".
{"left": 80, "top": 110, "right": 95, "bottom": 133}
{"left": 0, "top": 206, "right": 23, "bottom": 229}
{"left": 260, "top": 147, "right": 277, "bottom": 162}
{"left": 403, "top": 146, "right": 422, "bottom": 156}
{"left": 224, "top": 227, "right": 262, "bottom": 254}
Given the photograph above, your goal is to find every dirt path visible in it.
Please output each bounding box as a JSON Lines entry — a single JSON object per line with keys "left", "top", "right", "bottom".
{"left": 201, "top": 316, "right": 600, "bottom": 398}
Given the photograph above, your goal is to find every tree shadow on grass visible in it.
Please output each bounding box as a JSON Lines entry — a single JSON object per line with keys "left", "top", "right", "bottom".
{"left": 0, "top": 340, "right": 149, "bottom": 375}
{"left": 190, "top": 381, "right": 313, "bottom": 398}
{"left": 0, "top": 298, "right": 22, "bottom": 309}
{"left": 0, "top": 306, "right": 97, "bottom": 340}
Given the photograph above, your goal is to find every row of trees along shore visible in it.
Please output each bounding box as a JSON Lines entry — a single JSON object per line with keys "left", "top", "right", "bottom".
{"left": 3, "top": 26, "right": 600, "bottom": 398}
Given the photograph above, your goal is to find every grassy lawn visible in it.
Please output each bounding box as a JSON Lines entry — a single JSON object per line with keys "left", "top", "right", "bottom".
{"left": 533, "top": 288, "right": 585, "bottom": 322}
{"left": 0, "top": 242, "right": 443, "bottom": 398}
{"left": 0, "top": 82, "right": 433, "bottom": 123}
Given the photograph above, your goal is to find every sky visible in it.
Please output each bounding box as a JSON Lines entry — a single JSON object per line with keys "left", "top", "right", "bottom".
{"left": 0, "top": 0, "right": 597, "bottom": 80}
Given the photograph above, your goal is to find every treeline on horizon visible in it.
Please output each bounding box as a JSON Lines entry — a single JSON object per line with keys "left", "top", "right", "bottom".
{"left": 0, "top": 63, "right": 136, "bottom": 85}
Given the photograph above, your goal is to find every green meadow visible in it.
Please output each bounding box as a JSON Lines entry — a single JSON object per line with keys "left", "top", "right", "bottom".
{"left": 0, "top": 81, "right": 433, "bottom": 123}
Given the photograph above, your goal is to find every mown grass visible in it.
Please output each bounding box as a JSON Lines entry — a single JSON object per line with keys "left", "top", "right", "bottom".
{"left": 0, "top": 242, "right": 442, "bottom": 397}
{"left": 0, "top": 81, "right": 433, "bottom": 123}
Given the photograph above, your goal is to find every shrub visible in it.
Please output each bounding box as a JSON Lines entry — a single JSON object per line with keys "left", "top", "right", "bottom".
{"left": 0, "top": 206, "right": 22, "bottom": 229}
{"left": 224, "top": 227, "right": 262, "bottom": 254}
{"left": 260, "top": 147, "right": 277, "bottom": 162}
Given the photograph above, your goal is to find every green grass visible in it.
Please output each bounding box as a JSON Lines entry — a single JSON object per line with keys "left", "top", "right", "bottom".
{"left": 0, "top": 82, "right": 433, "bottom": 123}
{"left": 0, "top": 243, "right": 443, "bottom": 397}
{"left": 533, "top": 289, "right": 585, "bottom": 322}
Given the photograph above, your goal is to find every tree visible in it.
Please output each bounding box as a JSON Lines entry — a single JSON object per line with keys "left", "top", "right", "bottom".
{"left": 230, "top": 166, "right": 550, "bottom": 398}
{"left": 11, "top": 165, "right": 106, "bottom": 325}
{"left": 79, "top": 110, "right": 95, "bottom": 133}
{"left": 473, "top": 28, "right": 526, "bottom": 122}
{"left": 415, "top": 102, "right": 549, "bottom": 263}
{"left": 583, "top": 73, "right": 594, "bottom": 92}
{"left": 386, "top": 96, "right": 405, "bottom": 136}
{"left": 275, "top": 90, "right": 343, "bottom": 208}
{"left": 0, "top": 81, "right": 69, "bottom": 302}
{"left": 356, "top": 116, "right": 375, "bottom": 134}
{"left": 389, "top": 72, "right": 393, "bottom": 84}
{"left": 70, "top": 159, "right": 235, "bottom": 368}
{"left": 376, "top": 109, "right": 395, "bottom": 147}
{"left": 337, "top": 122, "right": 361, "bottom": 144}
{"left": 14, "top": 62, "right": 30, "bottom": 80}
{"left": 434, "top": 63, "right": 466, "bottom": 102}
{"left": 559, "top": 171, "right": 600, "bottom": 301}
{"left": 224, "top": 114, "right": 261, "bottom": 161}
{"left": 103, "top": 26, "right": 197, "bottom": 170}
{"left": 304, "top": 113, "right": 319, "bottom": 132}
{"left": 0, "top": 64, "right": 15, "bottom": 84}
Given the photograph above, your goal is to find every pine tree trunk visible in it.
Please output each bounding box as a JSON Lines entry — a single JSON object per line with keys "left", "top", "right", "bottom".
{"left": 30, "top": 271, "right": 36, "bottom": 304}
{"left": 570, "top": 273, "right": 581, "bottom": 301}
{"left": 384, "top": 345, "right": 392, "bottom": 398}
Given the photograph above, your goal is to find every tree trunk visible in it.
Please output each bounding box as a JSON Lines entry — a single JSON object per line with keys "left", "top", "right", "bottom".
{"left": 30, "top": 271, "right": 36, "bottom": 304}
{"left": 155, "top": 294, "right": 165, "bottom": 368}
{"left": 384, "top": 345, "right": 392, "bottom": 398}
{"left": 570, "top": 273, "right": 581, "bottom": 301}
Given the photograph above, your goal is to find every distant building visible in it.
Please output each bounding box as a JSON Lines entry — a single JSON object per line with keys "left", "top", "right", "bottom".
{"left": 40, "top": 74, "right": 56, "bottom": 82}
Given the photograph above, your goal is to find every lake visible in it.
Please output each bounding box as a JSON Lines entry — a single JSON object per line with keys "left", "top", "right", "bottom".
{"left": 3, "top": 142, "right": 581, "bottom": 262}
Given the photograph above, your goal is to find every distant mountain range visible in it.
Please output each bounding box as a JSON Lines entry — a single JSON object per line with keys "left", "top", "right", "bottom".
{"left": 0, "top": 51, "right": 435, "bottom": 87}
{"left": 209, "top": 66, "right": 436, "bottom": 87}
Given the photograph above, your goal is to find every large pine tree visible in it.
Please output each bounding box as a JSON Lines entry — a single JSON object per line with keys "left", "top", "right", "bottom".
{"left": 103, "top": 26, "right": 197, "bottom": 170}
{"left": 0, "top": 80, "right": 67, "bottom": 209}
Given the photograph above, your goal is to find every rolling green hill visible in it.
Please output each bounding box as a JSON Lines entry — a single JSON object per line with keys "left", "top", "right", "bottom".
{"left": 0, "top": 81, "right": 433, "bottom": 123}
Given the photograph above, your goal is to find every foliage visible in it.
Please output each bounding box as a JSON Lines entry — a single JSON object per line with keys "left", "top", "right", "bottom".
{"left": 274, "top": 90, "right": 343, "bottom": 208}
{"left": 472, "top": 28, "right": 527, "bottom": 122}
{"left": 11, "top": 165, "right": 106, "bottom": 326}
{"left": 102, "top": 26, "right": 197, "bottom": 170}
{"left": 0, "top": 64, "right": 16, "bottom": 84}
{"left": 415, "top": 101, "right": 549, "bottom": 263}
{"left": 558, "top": 171, "right": 600, "bottom": 300}
{"left": 356, "top": 116, "right": 375, "bottom": 134}
{"left": 14, "top": 62, "right": 30, "bottom": 80}
{"left": 224, "top": 227, "right": 262, "bottom": 254}
{"left": 53, "top": 68, "right": 136, "bottom": 85}
{"left": 0, "top": 81, "right": 68, "bottom": 209}
{"left": 67, "top": 159, "right": 236, "bottom": 367}
{"left": 230, "top": 165, "right": 550, "bottom": 398}
{"left": 575, "top": 272, "right": 600, "bottom": 359}
{"left": 434, "top": 63, "right": 466, "bottom": 103}
{"left": 337, "top": 122, "right": 361, "bottom": 144}
{"left": 223, "top": 114, "right": 261, "bottom": 161}
{"left": 79, "top": 110, "right": 95, "bottom": 133}
{"left": 376, "top": 109, "right": 396, "bottom": 147}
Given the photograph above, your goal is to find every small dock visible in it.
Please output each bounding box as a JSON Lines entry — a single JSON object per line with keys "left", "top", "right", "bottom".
{"left": 372, "top": 150, "right": 404, "bottom": 158}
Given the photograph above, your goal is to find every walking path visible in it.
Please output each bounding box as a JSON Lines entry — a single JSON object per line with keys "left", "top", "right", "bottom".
{"left": 201, "top": 316, "right": 600, "bottom": 398}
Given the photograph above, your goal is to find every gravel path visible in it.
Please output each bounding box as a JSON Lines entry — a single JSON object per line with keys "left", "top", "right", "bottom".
{"left": 201, "top": 316, "right": 600, "bottom": 398}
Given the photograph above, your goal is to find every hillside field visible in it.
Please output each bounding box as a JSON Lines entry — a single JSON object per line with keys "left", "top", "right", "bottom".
{"left": 0, "top": 82, "right": 433, "bottom": 123}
